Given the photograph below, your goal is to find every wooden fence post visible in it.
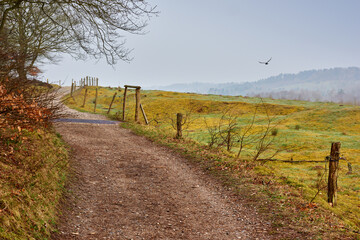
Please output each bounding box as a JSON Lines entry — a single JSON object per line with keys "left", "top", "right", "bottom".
{"left": 70, "top": 82, "right": 74, "bottom": 97}
{"left": 94, "top": 88, "right": 98, "bottom": 112}
{"left": 328, "top": 142, "right": 341, "bottom": 206}
{"left": 122, "top": 86, "right": 128, "bottom": 121}
{"left": 96, "top": 78, "right": 98, "bottom": 87}
{"left": 347, "top": 162, "right": 352, "bottom": 174}
{"left": 81, "top": 88, "right": 88, "bottom": 107}
{"left": 107, "top": 92, "right": 117, "bottom": 114}
{"left": 140, "top": 104, "right": 149, "bottom": 125}
{"left": 135, "top": 87, "right": 141, "bottom": 123}
{"left": 176, "top": 113, "right": 183, "bottom": 139}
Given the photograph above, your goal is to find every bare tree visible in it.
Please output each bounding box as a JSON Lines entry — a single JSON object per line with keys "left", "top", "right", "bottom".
{"left": 203, "top": 99, "right": 284, "bottom": 160}
{"left": 204, "top": 108, "right": 243, "bottom": 152}
{"left": 0, "top": 1, "right": 156, "bottom": 121}
{"left": 217, "top": 109, "right": 239, "bottom": 152}
{"left": 236, "top": 107, "right": 258, "bottom": 158}
{"left": 204, "top": 117, "right": 221, "bottom": 148}
{"left": 0, "top": 0, "right": 157, "bottom": 65}
{"left": 250, "top": 100, "right": 283, "bottom": 161}
{"left": 5, "top": 2, "right": 70, "bottom": 80}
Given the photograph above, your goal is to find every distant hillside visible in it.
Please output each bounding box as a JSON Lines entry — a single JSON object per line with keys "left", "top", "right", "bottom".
{"left": 153, "top": 67, "right": 360, "bottom": 104}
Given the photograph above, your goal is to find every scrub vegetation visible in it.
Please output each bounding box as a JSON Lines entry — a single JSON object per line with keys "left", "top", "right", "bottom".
{"left": 0, "top": 84, "right": 69, "bottom": 239}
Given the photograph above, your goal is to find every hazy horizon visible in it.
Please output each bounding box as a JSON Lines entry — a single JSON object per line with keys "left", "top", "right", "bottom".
{"left": 42, "top": 1, "right": 360, "bottom": 88}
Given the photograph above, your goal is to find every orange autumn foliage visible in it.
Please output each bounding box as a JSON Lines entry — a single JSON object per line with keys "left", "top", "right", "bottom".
{"left": 0, "top": 83, "right": 52, "bottom": 134}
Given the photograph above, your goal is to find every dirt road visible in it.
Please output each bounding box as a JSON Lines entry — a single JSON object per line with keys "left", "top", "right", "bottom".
{"left": 52, "top": 93, "right": 273, "bottom": 239}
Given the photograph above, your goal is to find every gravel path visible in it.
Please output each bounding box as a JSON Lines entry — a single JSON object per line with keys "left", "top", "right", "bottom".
{"left": 52, "top": 87, "right": 273, "bottom": 240}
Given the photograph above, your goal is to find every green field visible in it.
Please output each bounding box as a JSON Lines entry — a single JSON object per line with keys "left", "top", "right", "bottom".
{"left": 64, "top": 86, "right": 360, "bottom": 230}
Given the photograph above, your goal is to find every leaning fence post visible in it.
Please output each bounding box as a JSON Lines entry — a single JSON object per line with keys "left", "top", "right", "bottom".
{"left": 140, "top": 104, "right": 149, "bottom": 125}
{"left": 176, "top": 113, "right": 183, "bottom": 139}
{"left": 107, "top": 92, "right": 117, "bottom": 114}
{"left": 135, "top": 87, "right": 141, "bottom": 123}
{"left": 328, "top": 142, "right": 341, "bottom": 206}
{"left": 81, "top": 88, "right": 88, "bottom": 107}
{"left": 94, "top": 88, "right": 98, "bottom": 113}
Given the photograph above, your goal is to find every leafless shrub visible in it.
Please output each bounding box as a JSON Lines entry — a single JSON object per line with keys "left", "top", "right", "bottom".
{"left": 204, "top": 99, "right": 285, "bottom": 160}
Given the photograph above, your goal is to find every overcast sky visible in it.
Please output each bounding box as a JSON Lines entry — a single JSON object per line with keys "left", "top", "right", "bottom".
{"left": 42, "top": 0, "right": 360, "bottom": 87}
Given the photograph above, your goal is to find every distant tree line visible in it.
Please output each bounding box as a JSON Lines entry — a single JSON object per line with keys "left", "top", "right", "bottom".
{"left": 248, "top": 87, "right": 360, "bottom": 105}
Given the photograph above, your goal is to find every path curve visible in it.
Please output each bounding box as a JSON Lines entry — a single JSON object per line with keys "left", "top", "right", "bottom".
{"left": 52, "top": 88, "right": 273, "bottom": 239}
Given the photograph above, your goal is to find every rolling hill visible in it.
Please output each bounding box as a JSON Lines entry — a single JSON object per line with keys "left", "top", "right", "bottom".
{"left": 153, "top": 67, "right": 360, "bottom": 104}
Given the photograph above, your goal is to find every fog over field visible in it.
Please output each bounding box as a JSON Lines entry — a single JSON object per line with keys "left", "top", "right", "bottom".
{"left": 151, "top": 67, "right": 360, "bottom": 104}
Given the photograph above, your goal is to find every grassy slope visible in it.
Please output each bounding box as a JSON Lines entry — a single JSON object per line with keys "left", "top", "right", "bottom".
{"left": 0, "top": 128, "right": 68, "bottom": 240}
{"left": 64, "top": 87, "right": 360, "bottom": 236}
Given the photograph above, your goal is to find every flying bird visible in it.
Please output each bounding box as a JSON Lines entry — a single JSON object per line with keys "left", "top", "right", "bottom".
{"left": 259, "top": 57, "right": 272, "bottom": 65}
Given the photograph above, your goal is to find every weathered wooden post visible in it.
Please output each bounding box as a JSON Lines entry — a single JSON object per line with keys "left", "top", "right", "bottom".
{"left": 94, "top": 88, "right": 98, "bottom": 112}
{"left": 107, "top": 92, "right": 117, "bottom": 114}
{"left": 81, "top": 88, "right": 88, "bottom": 107}
{"left": 123, "top": 85, "right": 141, "bottom": 122}
{"left": 70, "top": 82, "right": 74, "bottom": 97}
{"left": 328, "top": 142, "right": 341, "bottom": 206}
{"left": 96, "top": 78, "right": 99, "bottom": 86}
{"left": 135, "top": 87, "right": 141, "bottom": 123}
{"left": 226, "top": 131, "right": 231, "bottom": 152}
{"left": 347, "top": 162, "right": 353, "bottom": 174}
{"left": 122, "top": 86, "right": 128, "bottom": 121}
{"left": 140, "top": 104, "right": 149, "bottom": 125}
{"left": 176, "top": 113, "right": 183, "bottom": 139}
